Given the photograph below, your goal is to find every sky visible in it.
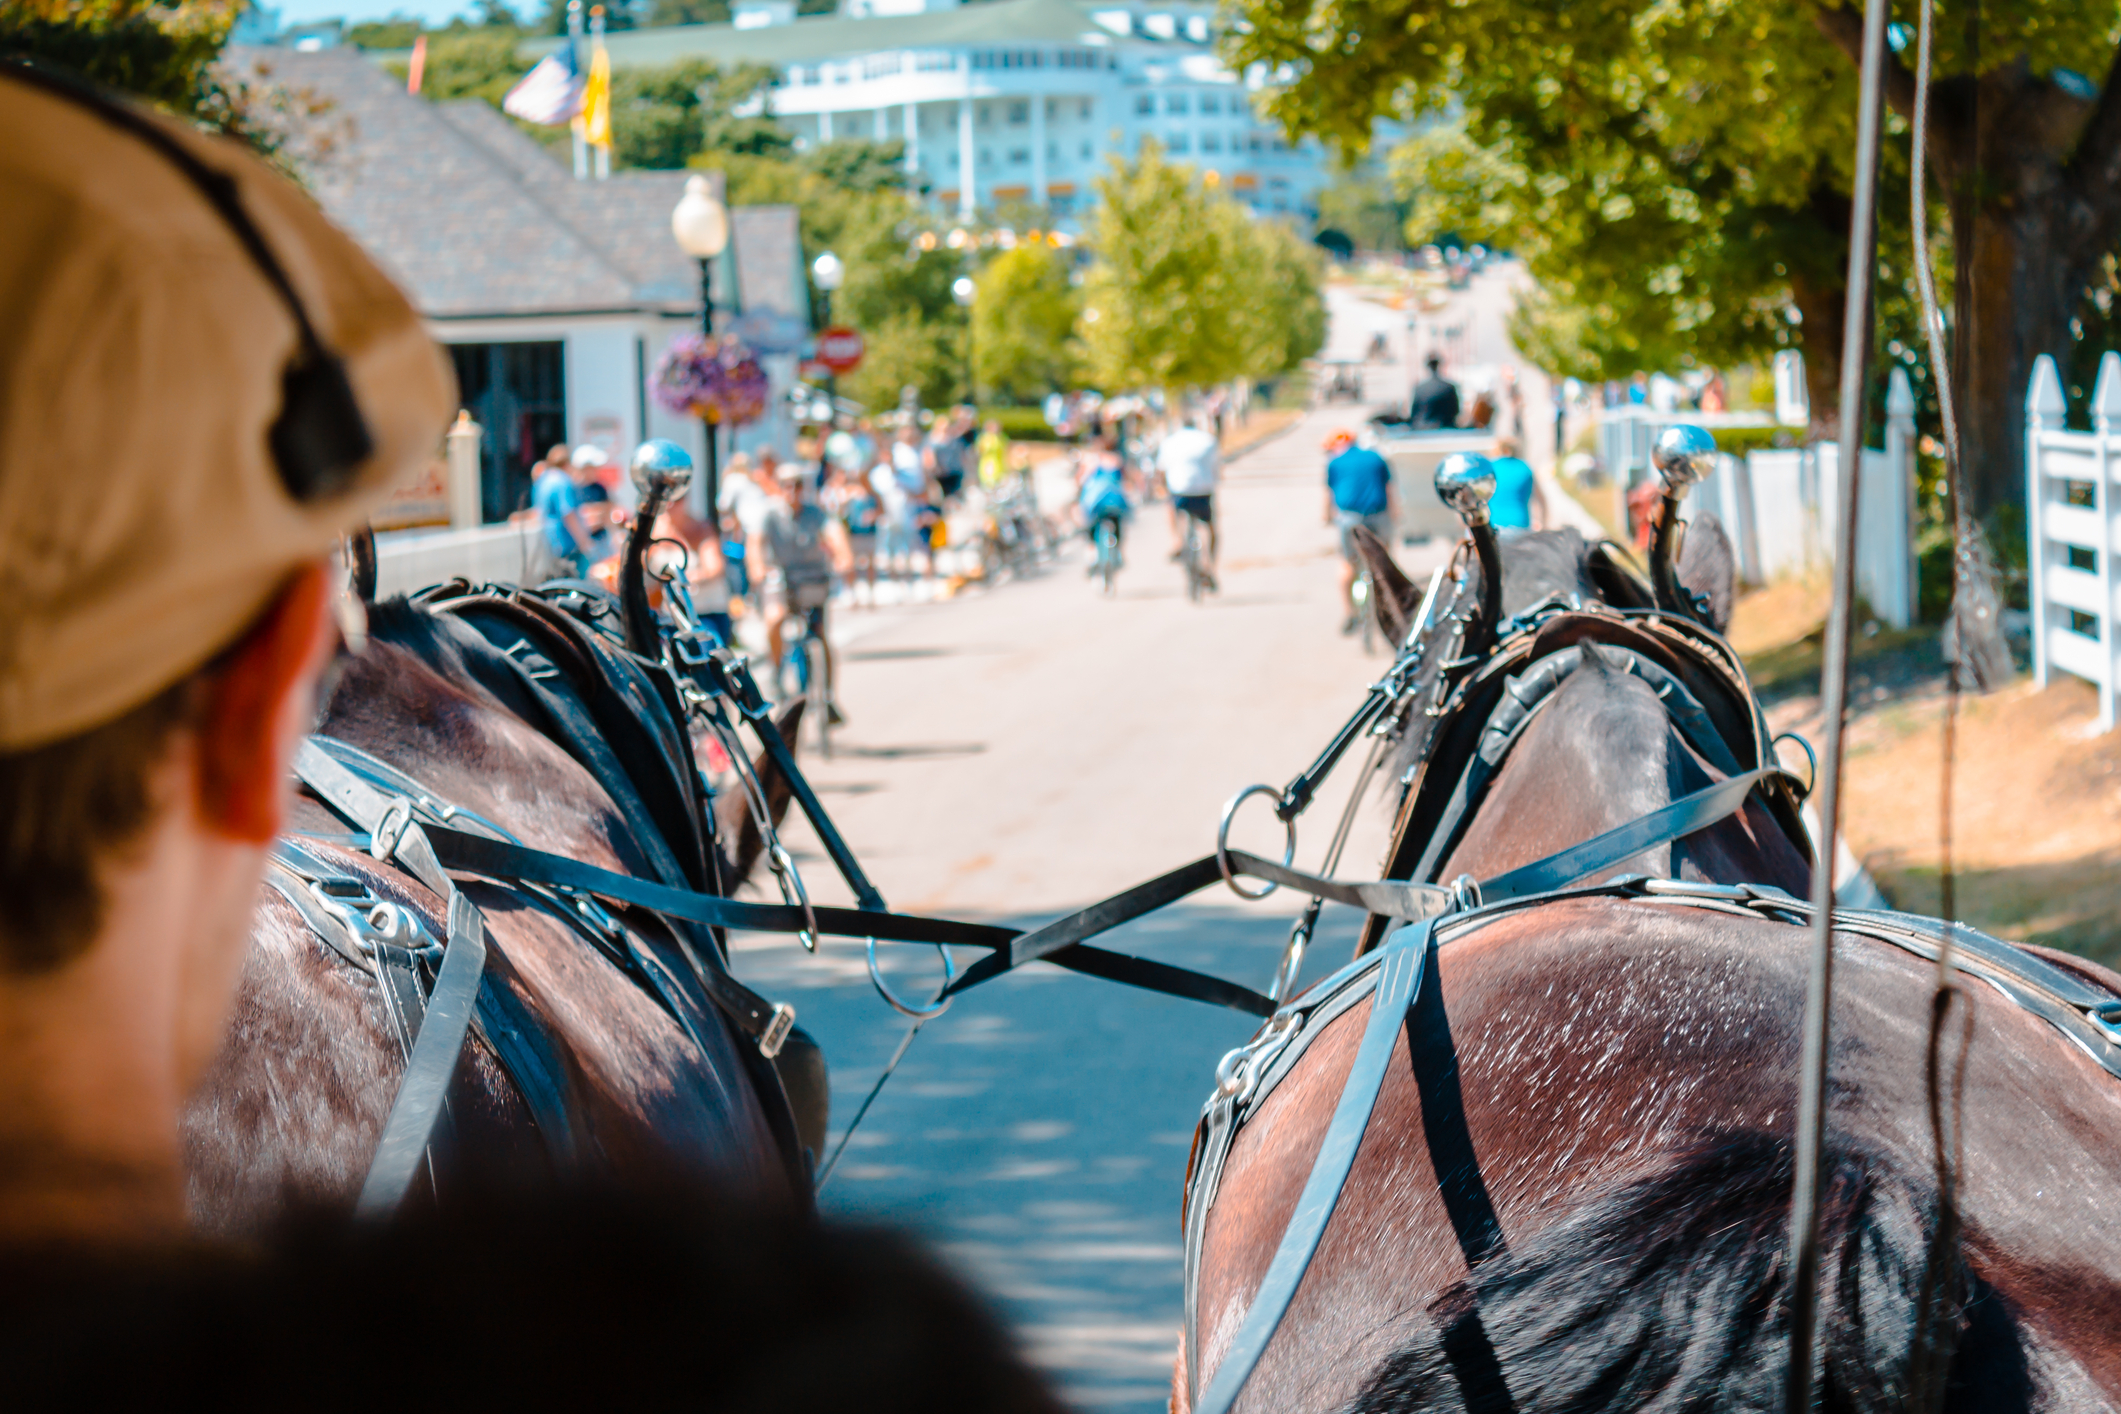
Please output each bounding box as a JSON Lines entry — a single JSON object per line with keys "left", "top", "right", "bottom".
{"left": 276, "top": 0, "right": 485, "bottom": 27}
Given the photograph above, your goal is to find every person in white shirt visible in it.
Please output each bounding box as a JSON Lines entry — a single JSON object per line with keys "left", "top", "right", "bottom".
{"left": 1158, "top": 416, "right": 1222, "bottom": 589}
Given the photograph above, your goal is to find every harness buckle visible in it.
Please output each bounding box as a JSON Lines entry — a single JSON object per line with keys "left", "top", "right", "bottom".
{"left": 1214, "top": 1008, "right": 1302, "bottom": 1102}
{"left": 369, "top": 797, "right": 414, "bottom": 862}
{"left": 758, "top": 1002, "right": 797, "bottom": 1059}
{"left": 2090, "top": 1000, "right": 2121, "bottom": 1047}
{"left": 1446, "top": 873, "right": 1483, "bottom": 914}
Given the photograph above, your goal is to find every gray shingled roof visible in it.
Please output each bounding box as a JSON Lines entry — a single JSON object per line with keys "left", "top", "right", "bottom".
{"left": 247, "top": 48, "right": 701, "bottom": 319}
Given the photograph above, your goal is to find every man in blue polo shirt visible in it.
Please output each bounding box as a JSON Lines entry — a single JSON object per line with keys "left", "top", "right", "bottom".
{"left": 1323, "top": 428, "right": 1396, "bottom": 634}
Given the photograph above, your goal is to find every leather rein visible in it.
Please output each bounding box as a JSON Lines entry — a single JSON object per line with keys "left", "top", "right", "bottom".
{"left": 1175, "top": 576, "right": 2121, "bottom": 1413}
{"left": 269, "top": 564, "right": 1816, "bottom": 1222}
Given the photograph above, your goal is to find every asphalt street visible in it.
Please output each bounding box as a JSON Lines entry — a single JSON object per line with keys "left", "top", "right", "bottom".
{"left": 728, "top": 280, "right": 1509, "bottom": 1408}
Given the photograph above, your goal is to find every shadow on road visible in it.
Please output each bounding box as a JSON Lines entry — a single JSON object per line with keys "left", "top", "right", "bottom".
{"left": 838, "top": 742, "right": 989, "bottom": 760}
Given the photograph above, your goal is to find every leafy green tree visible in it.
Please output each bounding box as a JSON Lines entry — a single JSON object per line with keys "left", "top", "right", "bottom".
{"left": 1080, "top": 142, "right": 1324, "bottom": 394}
{"left": 971, "top": 242, "right": 1082, "bottom": 403}
{"left": 1313, "top": 167, "right": 1406, "bottom": 254}
{"left": 1224, "top": 0, "right": 2121, "bottom": 521}
{"left": 646, "top": 0, "right": 731, "bottom": 25}
{"left": 344, "top": 15, "right": 426, "bottom": 50}
{"left": 1237, "top": 217, "right": 1329, "bottom": 378}
{"left": 1080, "top": 142, "right": 1253, "bottom": 391}
{"left": 398, "top": 26, "right": 531, "bottom": 106}
{"left": 0, "top": 0, "right": 300, "bottom": 161}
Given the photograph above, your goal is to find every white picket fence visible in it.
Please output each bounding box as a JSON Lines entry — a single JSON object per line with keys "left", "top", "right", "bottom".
{"left": 1670, "top": 368, "right": 1917, "bottom": 628}
{"left": 2026, "top": 350, "right": 2121, "bottom": 731}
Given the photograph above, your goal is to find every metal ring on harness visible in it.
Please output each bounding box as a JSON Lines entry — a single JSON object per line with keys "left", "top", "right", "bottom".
{"left": 1218, "top": 785, "right": 1298, "bottom": 901}
{"left": 769, "top": 842, "right": 819, "bottom": 952}
{"left": 1771, "top": 730, "right": 1818, "bottom": 799}
{"left": 867, "top": 936, "right": 957, "bottom": 1020}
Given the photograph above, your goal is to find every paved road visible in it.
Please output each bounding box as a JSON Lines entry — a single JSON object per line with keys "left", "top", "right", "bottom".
{"left": 731, "top": 292, "right": 1456, "bottom": 1409}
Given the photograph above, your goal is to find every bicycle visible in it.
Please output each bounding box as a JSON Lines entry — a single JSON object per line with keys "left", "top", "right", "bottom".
{"left": 1091, "top": 514, "right": 1122, "bottom": 596}
{"left": 1180, "top": 511, "right": 1211, "bottom": 603}
{"left": 781, "top": 580, "right": 835, "bottom": 759}
{"left": 1350, "top": 565, "right": 1378, "bottom": 653}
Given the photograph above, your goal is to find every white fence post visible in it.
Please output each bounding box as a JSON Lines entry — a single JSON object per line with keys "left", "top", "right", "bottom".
{"left": 2023, "top": 351, "right": 2119, "bottom": 732}
{"left": 2028, "top": 355, "right": 2061, "bottom": 689}
{"left": 2095, "top": 352, "right": 2121, "bottom": 730}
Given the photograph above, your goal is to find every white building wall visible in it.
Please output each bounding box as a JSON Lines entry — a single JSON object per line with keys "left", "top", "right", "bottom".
{"left": 769, "top": 32, "right": 1335, "bottom": 220}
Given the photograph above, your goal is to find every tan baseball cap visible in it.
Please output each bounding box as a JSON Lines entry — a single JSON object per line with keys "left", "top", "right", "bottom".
{"left": 0, "top": 71, "right": 454, "bottom": 751}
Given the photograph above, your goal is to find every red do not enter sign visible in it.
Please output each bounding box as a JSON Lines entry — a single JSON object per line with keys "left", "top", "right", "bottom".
{"left": 816, "top": 327, "right": 865, "bottom": 373}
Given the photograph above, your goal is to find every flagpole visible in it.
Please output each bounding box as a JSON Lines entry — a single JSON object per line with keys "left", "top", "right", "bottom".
{"left": 591, "top": 4, "right": 610, "bottom": 180}
{"left": 568, "top": 0, "right": 587, "bottom": 181}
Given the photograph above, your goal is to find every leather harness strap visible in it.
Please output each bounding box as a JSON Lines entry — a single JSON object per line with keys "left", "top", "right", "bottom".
{"left": 1178, "top": 876, "right": 2121, "bottom": 1411}
{"left": 293, "top": 740, "right": 490, "bottom": 1221}
{"left": 1191, "top": 918, "right": 1437, "bottom": 1414}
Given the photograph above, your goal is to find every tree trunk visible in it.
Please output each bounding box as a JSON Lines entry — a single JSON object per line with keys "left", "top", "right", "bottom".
{"left": 1809, "top": 8, "right": 2121, "bottom": 526}
{"left": 1952, "top": 189, "right": 2088, "bottom": 523}
{"left": 1790, "top": 185, "right": 1853, "bottom": 443}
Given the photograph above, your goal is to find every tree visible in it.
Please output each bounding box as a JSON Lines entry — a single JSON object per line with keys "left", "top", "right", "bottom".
{"left": 971, "top": 242, "right": 1082, "bottom": 403}
{"left": 1080, "top": 143, "right": 1325, "bottom": 394}
{"left": 1223, "top": 0, "right": 2121, "bottom": 522}
{"left": 1314, "top": 167, "right": 1407, "bottom": 254}
{"left": 0, "top": 0, "right": 300, "bottom": 161}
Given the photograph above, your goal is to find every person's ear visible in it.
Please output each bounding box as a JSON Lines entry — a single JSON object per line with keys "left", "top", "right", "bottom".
{"left": 195, "top": 563, "right": 336, "bottom": 843}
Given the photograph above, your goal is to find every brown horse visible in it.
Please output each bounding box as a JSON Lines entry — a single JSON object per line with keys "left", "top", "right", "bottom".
{"left": 180, "top": 587, "right": 812, "bottom": 1236}
{"left": 1180, "top": 525, "right": 2121, "bottom": 1411}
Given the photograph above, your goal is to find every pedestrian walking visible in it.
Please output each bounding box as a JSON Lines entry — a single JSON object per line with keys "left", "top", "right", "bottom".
{"left": 532, "top": 444, "right": 600, "bottom": 579}
{"left": 1407, "top": 354, "right": 1461, "bottom": 429}
{"left": 1323, "top": 428, "right": 1397, "bottom": 632}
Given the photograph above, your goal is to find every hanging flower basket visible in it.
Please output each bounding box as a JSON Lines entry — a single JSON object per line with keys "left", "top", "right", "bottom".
{"left": 652, "top": 333, "right": 769, "bottom": 428}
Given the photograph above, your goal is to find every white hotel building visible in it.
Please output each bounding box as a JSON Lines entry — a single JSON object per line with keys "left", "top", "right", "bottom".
{"left": 568, "top": 0, "right": 1341, "bottom": 221}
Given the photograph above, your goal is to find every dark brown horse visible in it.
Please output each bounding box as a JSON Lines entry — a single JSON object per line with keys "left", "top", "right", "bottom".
{"left": 1181, "top": 524, "right": 2121, "bottom": 1411}
{"left": 180, "top": 586, "right": 812, "bottom": 1236}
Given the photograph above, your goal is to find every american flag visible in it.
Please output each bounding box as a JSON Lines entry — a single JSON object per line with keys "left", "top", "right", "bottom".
{"left": 502, "top": 44, "right": 584, "bottom": 126}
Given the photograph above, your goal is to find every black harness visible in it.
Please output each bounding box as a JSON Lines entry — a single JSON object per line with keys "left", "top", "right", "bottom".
{"left": 1173, "top": 588, "right": 2121, "bottom": 1413}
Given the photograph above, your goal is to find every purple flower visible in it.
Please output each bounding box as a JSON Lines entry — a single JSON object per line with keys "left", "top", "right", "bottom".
{"left": 652, "top": 333, "right": 769, "bottom": 427}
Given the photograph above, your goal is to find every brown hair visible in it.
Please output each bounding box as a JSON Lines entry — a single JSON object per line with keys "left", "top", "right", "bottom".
{"left": 0, "top": 677, "right": 199, "bottom": 972}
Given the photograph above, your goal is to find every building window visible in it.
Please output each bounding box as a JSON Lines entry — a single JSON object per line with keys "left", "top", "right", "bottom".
{"left": 1166, "top": 93, "right": 1188, "bottom": 114}
{"left": 1008, "top": 147, "right": 1029, "bottom": 164}
{"left": 1080, "top": 98, "right": 1093, "bottom": 119}
{"left": 1008, "top": 101, "right": 1028, "bottom": 123}
{"left": 980, "top": 147, "right": 993, "bottom": 164}
{"left": 1081, "top": 140, "right": 1093, "bottom": 158}
{"left": 1200, "top": 93, "right": 1219, "bottom": 113}
{"left": 979, "top": 103, "right": 992, "bottom": 125}
{"left": 1168, "top": 133, "right": 1190, "bottom": 153}
{"left": 1201, "top": 133, "right": 1220, "bottom": 152}
{"left": 1135, "top": 94, "right": 1154, "bottom": 114}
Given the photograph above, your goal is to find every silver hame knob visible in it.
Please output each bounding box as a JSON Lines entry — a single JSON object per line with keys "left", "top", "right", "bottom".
{"left": 630, "top": 438, "right": 695, "bottom": 501}
{"left": 1651, "top": 424, "right": 1717, "bottom": 492}
{"left": 1435, "top": 453, "right": 1497, "bottom": 528}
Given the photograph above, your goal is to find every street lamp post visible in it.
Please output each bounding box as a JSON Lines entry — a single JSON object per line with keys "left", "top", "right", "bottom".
{"left": 811, "top": 249, "right": 844, "bottom": 414}
{"left": 952, "top": 274, "right": 976, "bottom": 409}
{"left": 671, "top": 172, "right": 730, "bottom": 515}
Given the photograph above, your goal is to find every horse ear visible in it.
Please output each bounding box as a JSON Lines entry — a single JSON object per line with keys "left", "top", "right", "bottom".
{"left": 1676, "top": 511, "right": 1737, "bottom": 634}
{"left": 1350, "top": 524, "right": 1420, "bottom": 645}
{"left": 714, "top": 700, "right": 805, "bottom": 890}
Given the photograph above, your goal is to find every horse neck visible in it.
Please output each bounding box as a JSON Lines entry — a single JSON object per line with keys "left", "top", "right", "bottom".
{"left": 1437, "top": 652, "right": 1810, "bottom": 894}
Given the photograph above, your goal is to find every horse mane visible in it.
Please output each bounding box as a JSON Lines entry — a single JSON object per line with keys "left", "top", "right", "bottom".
{"left": 1344, "top": 1132, "right": 2030, "bottom": 1414}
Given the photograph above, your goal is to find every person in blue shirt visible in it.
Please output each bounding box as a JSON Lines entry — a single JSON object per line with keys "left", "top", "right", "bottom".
{"left": 1323, "top": 429, "right": 1396, "bottom": 633}
{"left": 1486, "top": 434, "right": 1550, "bottom": 533}
{"left": 530, "top": 444, "right": 599, "bottom": 579}
{"left": 1076, "top": 436, "right": 1135, "bottom": 573}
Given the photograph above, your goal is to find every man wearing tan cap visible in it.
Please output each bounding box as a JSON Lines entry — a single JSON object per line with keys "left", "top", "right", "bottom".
{"left": 0, "top": 66, "right": 1074, "bottom": 1414}
{"left": 0, "top": 64, "right": 453, "bottom": 1247}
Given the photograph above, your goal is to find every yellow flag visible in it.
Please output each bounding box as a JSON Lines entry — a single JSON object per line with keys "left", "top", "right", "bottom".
{"left": 582, "top": 39, "right": 612, "bottom": 148}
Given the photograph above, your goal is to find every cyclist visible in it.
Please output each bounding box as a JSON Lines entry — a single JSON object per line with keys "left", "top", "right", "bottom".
{"left": 1158, "top": 413, "right": 1220, "bottom": 591}
{"left": 1487, "top": 433, "right": 1549, "bottom": 534}
{"left": 1323, "top": 428, "right": 1397, "bottom": 634}
{"left": 1076, "top": 434, "right": 1134, "bottom": 575}
{"left": 753, "top": 461, "right": 854, "bottom": 719}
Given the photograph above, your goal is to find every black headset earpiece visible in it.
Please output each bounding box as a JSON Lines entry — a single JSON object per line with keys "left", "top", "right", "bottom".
{"left": 1, "top": 60, "right": 375, "bottom": 502}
